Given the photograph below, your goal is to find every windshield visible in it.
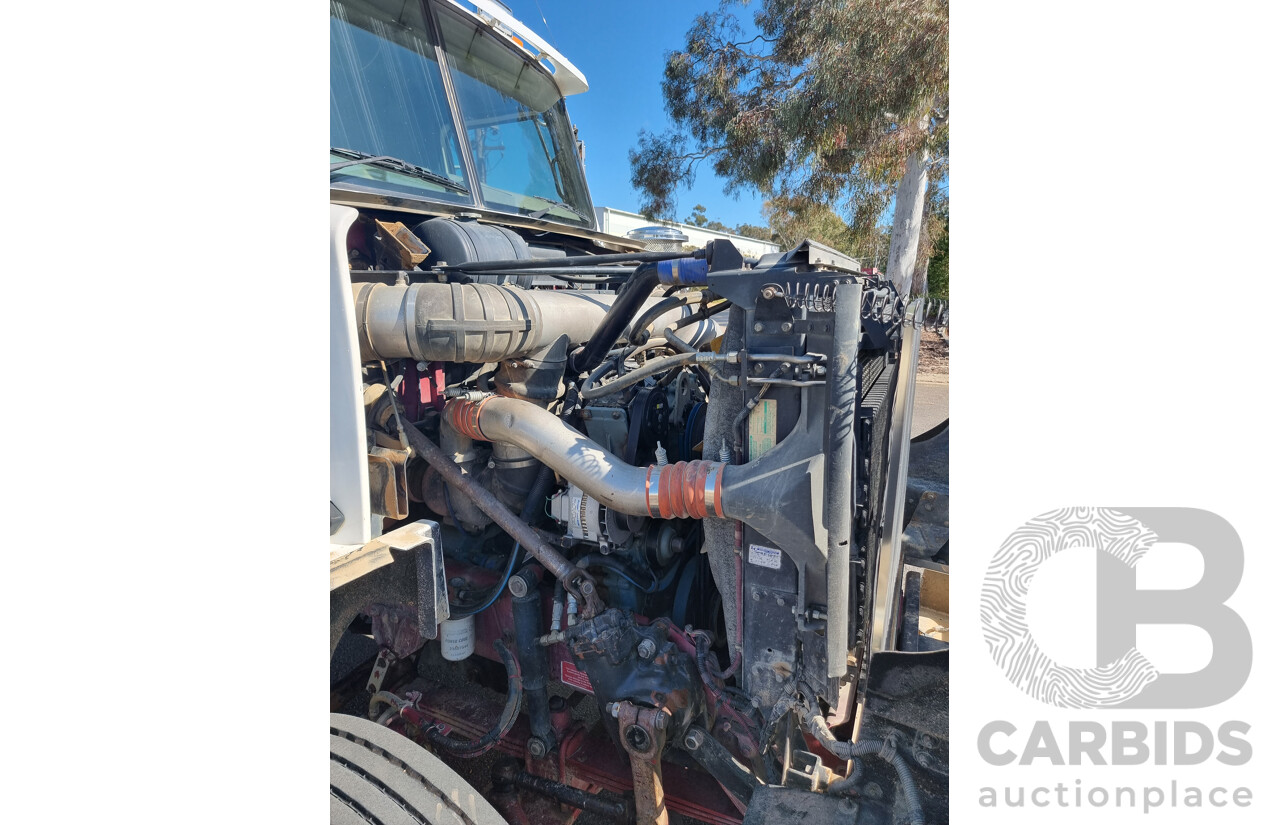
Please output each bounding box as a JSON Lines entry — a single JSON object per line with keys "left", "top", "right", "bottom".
{"left": 330, "top": 0, "right": 471, "bottom": 202}
{"left": 330, "top": 0, "right": 594, "bottom": 228}
{"left": 435, "top": 6, "right": 594, "bottom": 227}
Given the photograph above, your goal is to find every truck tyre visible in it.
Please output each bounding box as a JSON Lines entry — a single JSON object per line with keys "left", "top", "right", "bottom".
{"left": 329, "top": 712, "right": 506, "bottom": 825}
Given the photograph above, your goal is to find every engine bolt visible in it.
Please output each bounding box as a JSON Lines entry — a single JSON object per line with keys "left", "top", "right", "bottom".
{"left": 781, "top": 321, "right": 793, "bottom": 333}
{"left": 753, "top": 322, "right": 765, "bottom": 333}
{"left": 611, "top": 410, "right": 621, "bottom": 419}
{"left": 416, "top": 361, "right": 430, "bottom": 372}
{"left": 637, "top": 638, "right": 657, "bottom": 659}
{"left": 684, "top": 733, "right": 700, "bottom": 750}
{"left": 507, "top": 576, "right": 529, "bottom": 598}
{"left": 527, "top": 738, "right": 547, "bottom": 758}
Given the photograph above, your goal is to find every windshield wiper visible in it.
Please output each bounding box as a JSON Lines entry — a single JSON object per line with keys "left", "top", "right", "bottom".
{"left": 525, "top": 195, "right": 592, "bottom": 224}
{"left": 330, "top": 148, "right": 469, "bottom": 195}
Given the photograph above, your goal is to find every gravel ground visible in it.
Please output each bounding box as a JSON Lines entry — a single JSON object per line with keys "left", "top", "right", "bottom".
{"left": 916, "top": 329, "right": 949, "bottom": 379}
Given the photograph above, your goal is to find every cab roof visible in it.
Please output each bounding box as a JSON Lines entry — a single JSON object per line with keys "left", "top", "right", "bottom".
{"left": 443, "top": 0, "right": 589, "bottom": 97}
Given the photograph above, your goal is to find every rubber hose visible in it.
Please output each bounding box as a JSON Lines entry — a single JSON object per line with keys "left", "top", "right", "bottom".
{"left": 692, "top": 629, "right": 741, "bottom": 681}
{"left": 580, "top": 351, "right": 700, "bottom": 401}
{"left": 569, "top": 263, "right": 661, "bottom": 374}
{"left": 807, "top": 709, "right": 926, "bottom": 825}
{"left": 425, "top": 640, "right": 523, "bottom": 758}
{"left": 577, "top": 553, "right": 659, "bottom": 593}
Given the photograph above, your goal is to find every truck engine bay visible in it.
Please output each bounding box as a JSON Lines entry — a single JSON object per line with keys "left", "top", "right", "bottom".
{"left": 330, "top": 209, "right": 947, "bottom": 825}
{"left": 329, "top": 3, "right": 947, "bottom": 823}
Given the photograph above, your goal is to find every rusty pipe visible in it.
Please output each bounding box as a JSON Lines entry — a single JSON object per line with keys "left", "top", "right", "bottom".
{"left": 402, "top": 419, "right": 602, "bottom": 614}
{"left": 445, "top": 396, "right": 725, "bottom": 520}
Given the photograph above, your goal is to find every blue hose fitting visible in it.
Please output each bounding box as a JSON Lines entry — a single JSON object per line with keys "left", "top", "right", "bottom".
{"left": 656, "top": 257, "right": 709, "bottom": 286}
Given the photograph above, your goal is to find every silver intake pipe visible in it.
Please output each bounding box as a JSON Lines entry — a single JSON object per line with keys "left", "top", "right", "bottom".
{"left": 446, "top": 397, "right": 726, "bottom": 520}
{"left": 352, "top": 281, "right": 717, "bottom": 364}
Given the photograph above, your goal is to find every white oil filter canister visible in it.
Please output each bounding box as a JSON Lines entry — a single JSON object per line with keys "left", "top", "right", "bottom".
{"left": 440, "top": 615, "right": 475, "bottom": 661}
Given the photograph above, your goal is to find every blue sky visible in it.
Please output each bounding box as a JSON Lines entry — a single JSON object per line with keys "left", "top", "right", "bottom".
{"left": 500, "top": 0, "right": 770, "bottom": 229}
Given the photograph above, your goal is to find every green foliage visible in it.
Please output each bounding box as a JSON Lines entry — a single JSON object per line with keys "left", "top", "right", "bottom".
{"left": 705, "top": 220, "right": 730, "bottom": 232}
{"left": 630, "top": 0, "right": 948, "bottom": 252}
{"left": 685, "top": 203, "right": 709, "bottom": 226}
{"left": 926, "top": 203, "right": 948, "bottom": 298}
{"left": 734, "top": 223, "right": 773, "bottom": 242}
{"left": 763, "top": 196, "right": 857, "bottom": 256}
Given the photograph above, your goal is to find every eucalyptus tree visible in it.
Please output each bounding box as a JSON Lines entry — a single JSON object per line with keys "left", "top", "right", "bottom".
{"left": 629, "top": 0, "right": 947, "bottom": 297}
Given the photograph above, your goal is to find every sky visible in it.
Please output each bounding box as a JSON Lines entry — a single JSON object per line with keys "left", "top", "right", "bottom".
{"left": 498, "top": 0, "right": 770, "bottom": 230}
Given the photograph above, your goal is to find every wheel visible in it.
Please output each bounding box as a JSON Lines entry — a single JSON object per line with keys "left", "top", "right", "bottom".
{"left": 329, "top": 712, "right": 506, "bottom": 825}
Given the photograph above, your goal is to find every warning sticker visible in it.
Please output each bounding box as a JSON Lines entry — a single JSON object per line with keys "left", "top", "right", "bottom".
{"left": 748, "top": 543, "right": 783, "bottom": 570}
{"left": 748, "top": 399, "right": 777, "bottom": 461}
{"left": 560, "top": 659, "right": 594, "bottom": 694}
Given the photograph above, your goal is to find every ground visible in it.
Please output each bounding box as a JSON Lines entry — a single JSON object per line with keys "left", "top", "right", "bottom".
{"left": 911, "top": 330, "right": 949, "bottom": 439}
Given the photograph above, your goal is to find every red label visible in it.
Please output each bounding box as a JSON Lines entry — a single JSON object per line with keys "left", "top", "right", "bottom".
{"left": 560, "top": 659, "right": 594, "bottom": 694}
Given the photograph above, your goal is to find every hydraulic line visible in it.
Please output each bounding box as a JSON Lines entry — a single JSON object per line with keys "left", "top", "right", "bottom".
{"left": 580, "top": 351, "right": 702, "bottom": 401}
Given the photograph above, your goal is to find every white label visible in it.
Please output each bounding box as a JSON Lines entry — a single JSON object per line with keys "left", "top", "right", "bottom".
{"left": 748, "top": 399, "right": 777, "bottom": 461}
{"left": 748, "top": 543, "right": 782, "bottom": 569}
